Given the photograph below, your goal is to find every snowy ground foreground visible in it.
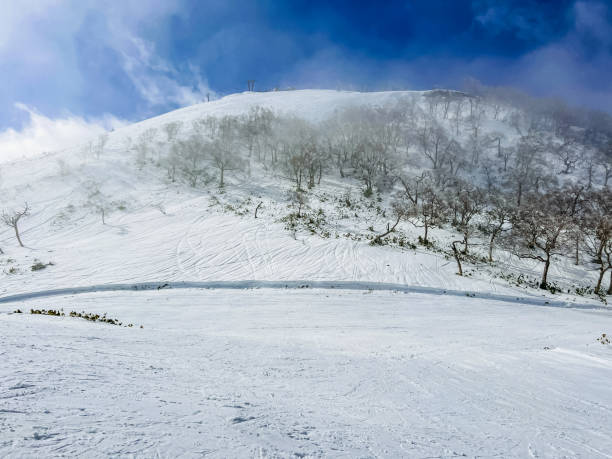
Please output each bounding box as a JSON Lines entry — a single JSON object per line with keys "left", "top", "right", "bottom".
{"left": 1, "top": 288, "right": 612, "bottom": 458}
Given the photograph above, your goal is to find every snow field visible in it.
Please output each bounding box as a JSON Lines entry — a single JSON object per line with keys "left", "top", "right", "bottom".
{"left": 1, "top": 288, "right": 611, "bottom": 457}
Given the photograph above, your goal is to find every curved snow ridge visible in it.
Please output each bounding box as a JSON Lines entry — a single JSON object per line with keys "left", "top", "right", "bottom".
{"left": 0, "top": 280, "right": 605, "bottom": 310}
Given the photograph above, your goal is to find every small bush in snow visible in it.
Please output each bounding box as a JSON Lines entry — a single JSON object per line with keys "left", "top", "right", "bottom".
{"left": 31, "top": 260, "right": 54, "bottom": 271}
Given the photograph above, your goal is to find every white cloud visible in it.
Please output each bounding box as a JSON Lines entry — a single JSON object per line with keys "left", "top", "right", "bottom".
{"left": 116, "top": 35, "right": 213, "bottom": 107}
{"left": 0, "top": 0, "right": 213, "bottom": 162}
{"left": 0, "top": 0, "right": 213, "bottom": 114}
{"left": 0, "top": 104, "right": 125, "bottom": 163}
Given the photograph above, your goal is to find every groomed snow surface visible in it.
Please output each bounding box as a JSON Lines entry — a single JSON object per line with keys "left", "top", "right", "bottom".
{"left": 2, "top": 288, "right": 612, "bottom": 458}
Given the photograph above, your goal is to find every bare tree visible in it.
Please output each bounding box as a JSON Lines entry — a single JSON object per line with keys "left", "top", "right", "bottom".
{"left": 289, "top": 190, "right": 308, "bottom": 218}
{"left": 451, "top": 240, "right": 464, "bottom": 276}
{"left": 416, "top": 120, "right": 449, "bottom": 170}
{"left": 254, "top": 201, "right": 263, "bottom": 219}
{"left": 286, "top": 149, "right": 307, "bottom": 191}
{"left": 506, "top": 132, "right": 544, "bottom": 206}
{"left": 396, "top": 172, "right": 430, "bottom": 207}
{"left": 323, "top": 112, "right": 360, "bottom": 178}
{"left": 241, "top": 106, "right": 275, "bottom": 159}
{"left": 510, "top": 190, "right": 577, "bottom": 289}
{"left": 85, "top": 183, "right": 111, "bottom": 224}
{"left": 551, "top": 129, "right": 580, "bottom": 174}
{"left": 582, "top": 149, "right": 597, "bottom": 189}
{"left": 210, "top": 116, "right": 243, "bottom": 187}
{"left": 583, "top": 189, "right": 612, "bottom": 294}
{"left": 373, "top": 202, "right": 405, "bottom": 243}
{"left": 443, "top": 140, "right": 466, "bottom": 177}
{"left": 499, "top": 145, "right": 515, "bottom": 172}
{"left": 279, "top": 118, "right": 318, "bottom": 191}
{"left": 163, "top": 121, "right": 183, "bottom": 143}
{"left": 93, "top": 133, "right": 109, "bottom": 159}
{"left": 451, "top": 186, "right": 486, "bottom": 254}
{"left": 176, "top": 135, "right": 209, "bottom": 187}
{"left": 452, "top": 97, "right": 464, "bottom": 135}
{"left": 596, "top": 144, "right": 612, "bottom": 187}
{"left": 162, "top": 142, "right": 184, "bottom": 182}
{"left": 405, "top": 186, "right": 446, "bottom": 245}
{"left": 480, "top": 157, "right": 497, "bottom": 191}
{"left": 2, "top": 203, "right": 30, "bottom": 247}
{"left": 134, "top": 128, "right": 157, "bottom": 167}
{"left": 483, "top": 195, "right": 513, "bottom": 262}
{"left": 353, "top": 140, "right": 382, "bottom": 196}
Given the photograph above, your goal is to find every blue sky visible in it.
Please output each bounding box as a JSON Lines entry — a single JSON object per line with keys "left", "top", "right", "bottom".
{"left": 1, "top": 0, "right": 611, "bottom": 156}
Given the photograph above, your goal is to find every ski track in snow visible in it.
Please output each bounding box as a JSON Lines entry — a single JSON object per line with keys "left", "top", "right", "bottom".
{"left": 0, "top": 280, "right": 604, "bottom": 310}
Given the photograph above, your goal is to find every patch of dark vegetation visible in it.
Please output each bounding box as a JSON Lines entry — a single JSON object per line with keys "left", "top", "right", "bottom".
{"left": 31, "top": 260, "right": 55, "bottom": 271}
{"left": 597, "top": 333, "right": 610, "bottom": 345}
{"left": 369, "top": 234, "right": 417, "bottom": 249}
{"left": 30, "top": 308, "right": 63, "bottom": 316}
{"left": 22, "top": 308, "right": 143, "bottom": 328}
{"left": 494, "top": 271, "right": 608, "bottom": 304}
{"left": 281, "top": 209, "right": 329, "bottom": 238}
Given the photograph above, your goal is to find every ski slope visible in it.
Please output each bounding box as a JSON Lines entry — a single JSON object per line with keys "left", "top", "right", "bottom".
{"left": 1, "top": 289, "right": 612, "bottom": 457}
{"left": 1, "top": 90, "right": 611, "bottom": 457}
{"left": 0, "top": 90, "right": 602, "bottom": 305}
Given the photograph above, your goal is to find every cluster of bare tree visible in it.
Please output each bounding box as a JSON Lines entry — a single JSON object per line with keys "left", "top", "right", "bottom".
{"left": 154, "top": 110, "right": 279, "bottom": 188}
{"left": 132, "top": 89, "right": 611, "bottom": 294}
{"left": 389, "top": 174, "right": 611, "bottom": 293}
{"left": 144, "top": 91, "right": 611, "bottom": 202}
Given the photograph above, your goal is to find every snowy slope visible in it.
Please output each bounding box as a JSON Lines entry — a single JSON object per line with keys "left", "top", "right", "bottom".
{"left": 1, "top": 90, "right": 611, "bottom": 458}
{"left": 1, "top": 289, "right": 611, "bottom": 457}
{"left": 0, "top": 90, "right": 603, "bottom": 305}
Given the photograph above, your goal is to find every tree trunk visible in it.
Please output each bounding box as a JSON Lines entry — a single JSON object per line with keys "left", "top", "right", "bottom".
{"left": 574, "top": 236, "right": 579, "bottom": 265}
{"left": 452, "top": 241, "right": 463, "bottom": 276}
{"left": 595, "top": 267, "right": 606, "bottom": 294}
{"left": 608, "top": 270, "right": 612, "bottom": 295}
{"left": 375, "top": 213, "right": 402, "bottom": 242}
{"left": 14, "top": 225, "right": 24, "bottom": 247}
{"left": 540, "top": 256, "right": 550, "bottom": 289}
{"left": 488, "top": 229, "right": 499, "bottom": 262}
{"left": 219, "top": 166, "right": 224, "bottom": 187}
{"left": 462, "top": 230, "right": 469, "bottom": 255}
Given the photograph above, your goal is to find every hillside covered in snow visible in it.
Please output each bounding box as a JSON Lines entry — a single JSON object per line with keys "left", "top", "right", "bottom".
{"left": 0, "top": 89, "right": 610, "bottom": 304}
{"left": 1, "top": 89, "right": 612, "bottom": 458}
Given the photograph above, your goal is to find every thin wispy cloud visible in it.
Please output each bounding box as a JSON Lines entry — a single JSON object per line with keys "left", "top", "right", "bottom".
{"left": 0, "top": 0, "right": 212, "bottom": 159}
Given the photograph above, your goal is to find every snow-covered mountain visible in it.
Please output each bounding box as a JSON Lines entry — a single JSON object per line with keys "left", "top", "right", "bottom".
{"left": 0, "top": 89, "right": 607, "bottom": 304}
{"left": 1, "top": 89, "right": 612, "bottom": 458}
